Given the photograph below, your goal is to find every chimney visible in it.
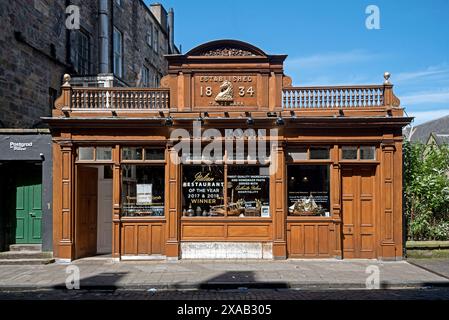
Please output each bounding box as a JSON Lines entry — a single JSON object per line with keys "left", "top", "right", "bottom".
{"left": 168, "top": 8, "right": 175, "bottom": 54}
{"left": 98, "top": 0, "right": 109, "bottom": 73}
{"left": 150, "top": 3, "right": 168, "bottom": 33}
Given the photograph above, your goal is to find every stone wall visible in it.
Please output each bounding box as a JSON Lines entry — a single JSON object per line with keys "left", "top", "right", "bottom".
{"left": 0, "top": 0, "right": 172, "bottom": 128}
{"left": 113, "top": 1, "right": 170, "bottom": 87}
{"left": 0, "top": 0, "right": 68, "bottom": 128}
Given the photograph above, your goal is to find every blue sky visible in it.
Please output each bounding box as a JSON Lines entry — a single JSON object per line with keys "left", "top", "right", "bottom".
{"left": 148, "top": 0, "right": 449, "bottom": 125}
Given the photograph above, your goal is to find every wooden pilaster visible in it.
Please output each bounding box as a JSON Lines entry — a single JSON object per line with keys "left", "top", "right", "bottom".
{"left": 380, "top": 138, "right": 397, "bottom": 259}
{"left": 54, "top": 140, "right": 75, "bottom": 260}
{"left": 331, "top": 145, "right": 342, "bottom": 259}
{"left": 112, "top": 145, "right": 121, "bottom": 259}
{"left": 165, "top": 144, "right": 181, "bottom": 258}
{"left": 272, "top": 142, "right": 287, "bottom": 259}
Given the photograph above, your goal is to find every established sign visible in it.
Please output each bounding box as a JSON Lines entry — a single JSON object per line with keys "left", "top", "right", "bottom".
{"left": 194, "top": 74, "right": 257, "bottom": 107}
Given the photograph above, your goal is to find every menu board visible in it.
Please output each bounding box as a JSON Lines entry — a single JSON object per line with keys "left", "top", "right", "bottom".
{"left": 136, "top": 184, "right": 152, "bottom": 205}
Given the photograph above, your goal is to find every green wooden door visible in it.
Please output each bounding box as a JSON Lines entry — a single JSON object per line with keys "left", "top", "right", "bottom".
{"left": 15, "top": 167, "right": 42, "bottom": 244}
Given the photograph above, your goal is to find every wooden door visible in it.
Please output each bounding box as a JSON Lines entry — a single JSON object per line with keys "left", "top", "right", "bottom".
{"left": 342, "top": 166, "right": 376, "bottom": 259}
{"left": 15, "top": 165, "right": 42, "bottom": 244}
{"left": 76, "top": 166, "right": 98, "bottom": 258}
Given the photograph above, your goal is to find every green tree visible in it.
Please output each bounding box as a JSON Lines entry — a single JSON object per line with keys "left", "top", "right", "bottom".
{"left": 404, "top": 142, "right": 449, "bottom": 240}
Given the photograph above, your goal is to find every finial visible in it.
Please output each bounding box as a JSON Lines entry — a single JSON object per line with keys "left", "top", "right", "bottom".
{"left": 384, "top": 72, "right": 391, "bottom": 85}
{"left": 62, "top": 74, "right": 71, "bottom": 87}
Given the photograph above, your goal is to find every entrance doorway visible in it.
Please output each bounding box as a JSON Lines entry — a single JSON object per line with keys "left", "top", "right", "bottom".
{"left": 341, "top": 166, "right": 376, "bottom": 259}
{"left": 0, "top": 162, "right": 42, "bottom": 251}
{"left": 75, "top": 165, "right": 113, "bottom": 259}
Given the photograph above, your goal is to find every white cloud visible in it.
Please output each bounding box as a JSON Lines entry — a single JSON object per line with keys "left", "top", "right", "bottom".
{"left": 406, "top": 109, "right": 449, "bottom": 125}
{"left": 401, "top": 89, "right": 449, "bottom": 105}
{"left": 395, "top": 65, "right": 449, "bottom": 83}
{"left": 286, "top": 50, "right": 382, "bottom": 70}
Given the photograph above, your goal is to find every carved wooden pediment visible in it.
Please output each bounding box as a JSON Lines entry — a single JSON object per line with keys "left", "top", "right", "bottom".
{"left": 187, "top": 40, "right": 266, "bottom": 57}
{"left": 201, "top": 47, "right": 257, "bottom": 57}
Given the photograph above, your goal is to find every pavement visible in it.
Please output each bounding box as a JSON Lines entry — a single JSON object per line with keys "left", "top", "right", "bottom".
{"left": 0, "top": 258, "right": 448, "bottom": 291}
{"left": 408, "top": 258, "right": 449, "bottom": 279}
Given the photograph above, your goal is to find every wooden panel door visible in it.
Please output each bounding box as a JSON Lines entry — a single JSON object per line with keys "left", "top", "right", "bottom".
{"left": 76, "top": 167, "right": 98, "bottom": 258}
{"left": 342, "top": 167, "right": 376, "bottom": 259}
{"left": 15, "top": 165, "right": 42, "bottom": 244}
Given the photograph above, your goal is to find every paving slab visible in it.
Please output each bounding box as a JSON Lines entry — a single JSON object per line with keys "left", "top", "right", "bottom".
{"left": 0, "top": 259, "right": 447, "bottom": 291}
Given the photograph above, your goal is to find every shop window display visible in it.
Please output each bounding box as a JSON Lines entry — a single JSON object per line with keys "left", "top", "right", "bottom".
{"left": 287, "top": 165, "right": 330, "bottom": 216}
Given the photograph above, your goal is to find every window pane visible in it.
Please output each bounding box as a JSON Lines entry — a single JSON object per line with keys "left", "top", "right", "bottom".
{"left": 287, "top": 165, "right": 330, "bottom": 216}
{"left": 342, "top": 146, "right": 358, "bottom": 160}
{"left": 310, "top": 147, "right": 330, "bottom": 160}
{"left": 360, "top": 146, "right": 376, "bottom": 160}
{"left": 145, "top": 148, "right": 165, "bottom": 161}
{"left": 122, "top": 147, "right": 143, "bottom": 161}
{"left": 182, "top": 166, "right": 224, "bottom": 217}
{"left": 121, "top": 165, "right": 165, "bottom": 217}
{"left": 96, "top": 147, "right": 112, "bottom": 161}
{"left": 287, "top": 148, "right": 307, "bottom": 161}
{"left": 227, "top": 166, "right": 270, "bottom": 217}
{"left": 78, "top": 147, "right": 94, "bottom": 161}
{"left": 113, "top": 27, "right": 122, "bottom": 77}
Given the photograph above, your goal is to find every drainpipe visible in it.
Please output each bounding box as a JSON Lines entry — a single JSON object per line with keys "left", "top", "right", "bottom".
{"left": 168, "top": 8, "right": 175, "bottom": 54}
{"left": 99, "top": 0, "right": 109, "bottom": 73}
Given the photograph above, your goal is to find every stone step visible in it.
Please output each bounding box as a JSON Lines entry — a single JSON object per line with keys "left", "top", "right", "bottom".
{"left": 0, "top": 251, "right": 54, "bottom": 265}
{"left": 0, "top": 258, "right": 55, "bottom": 265}
{"left": 9, "top": 244, "right": 42, "bottom": 252}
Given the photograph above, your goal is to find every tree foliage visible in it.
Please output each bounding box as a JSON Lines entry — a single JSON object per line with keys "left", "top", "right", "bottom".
{"left": 404, "top": 142, "right": 449, "bottom": 240}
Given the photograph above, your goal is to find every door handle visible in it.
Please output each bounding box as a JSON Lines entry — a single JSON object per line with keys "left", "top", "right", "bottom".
{"left": 29, "top": 212, "right": 35, "bottom": 217}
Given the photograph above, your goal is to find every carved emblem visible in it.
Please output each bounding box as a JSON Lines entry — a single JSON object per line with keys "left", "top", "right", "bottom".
{"left": 215, "top": 80, "right": 234, "bottom": 102}
{"left": 202, "top": 48, "right": 256, "bottom": 57}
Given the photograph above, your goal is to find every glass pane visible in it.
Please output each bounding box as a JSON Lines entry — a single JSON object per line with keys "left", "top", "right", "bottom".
{"left": 103, "top": 165, "right": 113, "bottom": 179}
{"left": 360, "top": 146, "right": 376, "bottom": 160}
{"left": 182, "top": 165, "right": 224, "bottom": 217}
{"left": 287, "top": 148, "right": 308, "bottom": 161}
{"left": 96, "top": 147, "right": 112, "bottom": 161}
{"left": 78, "top": 147, "right": 94, "bottom": 161}
{"left": 145, "top": 148, "right": 165, "bottom": 161}
{"left": 227, "top": 166, "right": 270, "bottom": 217}
{"left": 287, "top": 165, "right": 330, "bottom": 217}
{"left": 122, "top": 147, "right": 143, "bottom": 161}
{"left": 342, "top": 146, "right": 358, "bottom": 160}
{"left": 310, "top": 147, "right": 330, "bottom": 160}
{"left": 121, "top": 165, "right": 165, "bottom": 217}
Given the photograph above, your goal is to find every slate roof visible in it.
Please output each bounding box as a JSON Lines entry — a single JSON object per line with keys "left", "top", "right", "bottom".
{"left": 407, "top": 114, "right": 449, "bottom": 144}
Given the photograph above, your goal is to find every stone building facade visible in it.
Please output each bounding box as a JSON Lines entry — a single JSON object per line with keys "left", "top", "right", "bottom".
{"left": 0, "top": 0, "right": 177, "bottom": 128}
{"left": 0, "top": 0, "right": 177, "bottom": 253}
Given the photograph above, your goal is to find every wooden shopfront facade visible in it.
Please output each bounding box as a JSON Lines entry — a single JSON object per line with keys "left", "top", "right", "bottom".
{"left": 45, "top": 40, "right": 411, "bottom": 261}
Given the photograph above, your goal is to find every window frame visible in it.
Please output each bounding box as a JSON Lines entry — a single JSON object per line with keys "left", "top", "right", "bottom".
{"left": 113, "top": 26, "right": 123, "bottom": 78}
{"left": 340, "top": 145, "right": 378, "bottom": 162}
{"left": 121, "top": 146, "right": 166, "bottom": 164}
{"left": 153, "top": 27, "right": 159, "bottom": 53}
{"left": 76, "top": 146, "right": 113, "bottom": 164}
{"left": 142, "top": 66, "right": 150, "bottom": 87}
{"left": 181, "top": 162, "right": 272, "bottom": 220}
{"left": 287, "top": 164, "right": 332, "bottom": 218}
{"left": 72, "top": 29, "right": 91, "bottom": 75}
{"left": 120, "top": 163, "right": 166, "bottom": 218}
{"left": 287, "top": 146, "right": 332, "bottom": 164}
